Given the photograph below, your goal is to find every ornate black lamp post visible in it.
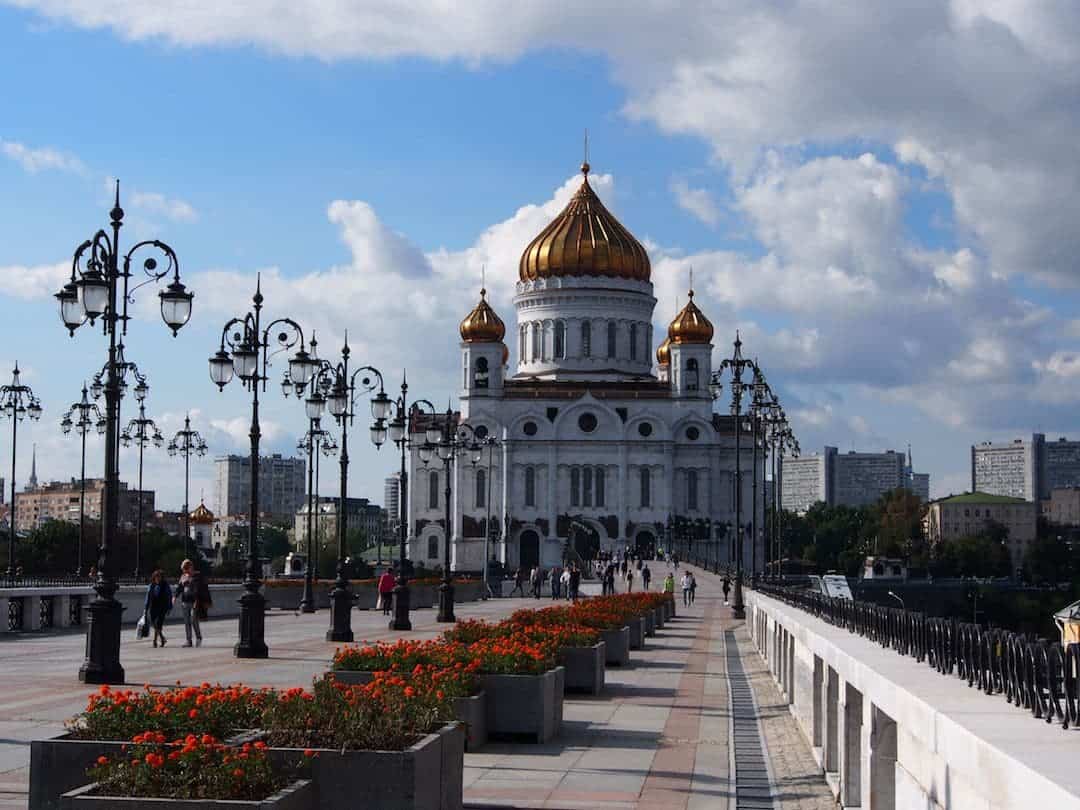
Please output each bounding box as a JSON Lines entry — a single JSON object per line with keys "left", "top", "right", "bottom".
{"left": 208, "top": 279, "right": 317, "bottom": 659}
{"left": 61, "top": 384, "right": 105, "bottom": 576}
{"left": 166, "top": 415, "right": 208, "bottom": 561}
{"left": 747, "top": 367, "right": 772, "bottom": 581}
{"left": 710, "top": 332, "right": 762, "bottom": 620}
{"left": 294, "top": 418, "right": 337, "bottom": 613}
{"left": 120, "top": 402, "right": 164, "bottom": 577}
{"left": 468, "top": 433, "right": 500, "bottom": 598}
{"left": 2, "top": 365, "right": 42, "bottom": 577}
{"left": 57, "top": 183, "right": 193, "bottom": 684}
{"left": 774, "top": 425, "right": 798, "bottom": 580}
{"left": 384, "top": 377, "right": 438, "bottom": 632}
{"left": 305, "top": 336, "right": 390, "bottom": 642}
{"left": 418, "top": 407, "right": 481, "bottom": 624}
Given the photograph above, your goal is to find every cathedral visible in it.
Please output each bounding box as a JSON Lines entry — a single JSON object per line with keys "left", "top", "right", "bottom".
{"left": 407, "top": 162, "right": 761, "bottom": 574}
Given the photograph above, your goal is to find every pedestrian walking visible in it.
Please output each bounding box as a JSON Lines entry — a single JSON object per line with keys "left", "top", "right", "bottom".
{"left": 603, "top": 563, "right": 616, "bottom": 596}
{"left": 560, "top": 567, "right": 571, "bottom": 600}
{"left": 175, "top": 559, "right": 205, "bottom": 647}
{"left": 530, "top": 566, "right": 542, "bottom": 599}
{"left": 642, "top": 564, "right": 652, "bottom": 591}
{"left": 144, "top": 569, "right": 172, "bottom": 648}
{"left": 510, "top": 567, "right": 526, "bottom": 597}
{"left": 689, "top": 571, "right": 697, "bottom": 605}
{"left": 722, "top": 576, "right": 731, "bottom": 605}
{"left": 551, "top": 565, "right": 562, "bottom": 599}
{"left": 663, "top": 572, "right": 675, "bottom": 595}
{"left": 625, "top": 567, "right": 634, "bottom": 593}
{"left": 378, "top": 568, "right": 396, "bottom": 616}
{"left": 673, "top": 554, "right": 680, "bottom": 570}
{"left": 681, "top": 571, "right": 692, "bottom": 607}
{"left": 569, "top": 564, "right": 581, "bottom": 601}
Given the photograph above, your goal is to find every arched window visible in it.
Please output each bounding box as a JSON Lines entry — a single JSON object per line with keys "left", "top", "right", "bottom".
{"left": 581, "top": 321, "right": 591, "bottom": 358}
{"left": 640, "top": 467, "right": 651, "bottom": 508}
{"left": 629, "top": 323, "right": 638, "bottom": 361}
{"left": 531, "top": 323, "right": 540, "bottom": 361}
{"left": 570, "top": 468, "right": 580, "bottom": 506}
{"left": 474, "top": 357, "right": 489, "bottom": 389}
{"left": 476, "top": 468, "right": 486, "bottom": 508}
{"left": 427, "top": 535, "right": 438, "bottom": 559}
{"left": 607, "top": 321, "right": 617, "bottom": 358}
{"left": 583, "top": 467, "right": 593, "bottom": 507}
{"left": 687, "top": 470, "right": 698, "bottom": 510}
{"left": 686, "top": 358, "right": 699, "bottom": 391}
{"left": 428, "top": 470, "right": 439, "bottom": 509}
{"left": 596, "top": 468, "right": 606, "bottom": 507}
{"left": 554, "top": 321, "right": 566, "bottom": 359}
{"left": 524, "top": 467, "right": 536, "bottom": 507}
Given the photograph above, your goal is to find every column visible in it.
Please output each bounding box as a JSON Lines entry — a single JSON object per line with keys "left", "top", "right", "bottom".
{"left": 500, "top": 431, "right": 511, "bottom": 566}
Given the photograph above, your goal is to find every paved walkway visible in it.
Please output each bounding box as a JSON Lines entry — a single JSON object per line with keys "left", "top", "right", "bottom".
{"left": 0, "top": 573, "right": 832, "bottom": 810}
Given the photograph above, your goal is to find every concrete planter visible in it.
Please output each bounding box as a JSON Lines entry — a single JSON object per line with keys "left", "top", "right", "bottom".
{"left": 558, "top": 642, "right": 605, "bottom": 695}
{"left": 60, "top": 780, "right": 312, "bottom": 810}
{"left": 352, "top": 583, "right": 378, "bottom": 610}
{"left": 453, "top": 581, "right": 482, "bottom": 603}
{"left": 628, "top": 617, "right": 645, "bottom": 650}
{"left": 479, "top": 667, "right": 563, "bottom": 743}
{"left": 410, "top": 584, "right": 436, "bottom": 609}
{"left": 327, "top": 671, "right": 486, "bottom": 751}
{"left": 31, "top": 732, "right": 258, "bottom": 810}
{"left": 262, "top": 583, "right": 331, "bottom": 611}
{"left": 30, "top": 735, "right": 130, "bottom": 810}
{"left": 643, "top": 610, "right": 656, "bottom": 637}
{"left": 265, "top": 722, "right": 464, "bottom": 810}
{"left": 653, "top": 606, "right": 665, "bottom": 630}
{"left": 600, "top": 627, "right": 630, "bottom": 666}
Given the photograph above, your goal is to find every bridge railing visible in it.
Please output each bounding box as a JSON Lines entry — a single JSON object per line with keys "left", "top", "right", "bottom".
{"left": 756, "top": 581, "right": 1080, "bottom": 731}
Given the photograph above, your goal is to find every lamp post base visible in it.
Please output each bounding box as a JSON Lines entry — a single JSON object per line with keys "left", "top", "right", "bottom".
{"left": 234, "top": 589, "right": 269, "bottom": 659}
{"left": 326, "top": 582, "right": 354, "bottom": 642}
{"left": 730, "top": 576, "right": 746, "bottom": 620}
{"left": 389, "top": 580, "right": 412, "bottom": 631}
{"left": 298, "top": 575, "right": 316, "bottom": 614}
{"left": 78, "top": 596, "right": 125, "bottom": 684}
{"left": 436, "top": 580, "right": 455, "bottom": 623}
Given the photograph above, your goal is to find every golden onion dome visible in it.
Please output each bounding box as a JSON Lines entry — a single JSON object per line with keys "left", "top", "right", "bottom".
{"left": 668, "top": 290, "right": 714, "bottom": 344}
{"left": 460, "top": 288, "right": 506, "bottom": 343}
{"left": 519, "top": 163, "right": 651, "bottom": 283}
{"left": 656, "top": 335, "right": 671, "bottom": 366}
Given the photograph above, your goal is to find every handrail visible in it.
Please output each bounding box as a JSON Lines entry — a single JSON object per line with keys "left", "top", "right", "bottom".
{"left": 755, "top": 582, "right": 1080, "bottom": 731}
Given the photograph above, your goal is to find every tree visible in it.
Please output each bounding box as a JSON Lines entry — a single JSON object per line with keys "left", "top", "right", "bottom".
{"left": 1024, "top": 535, "right": 1071, "bottom": 585}
{"left": 876, "top": 488, "right": 926, "bottom": 559}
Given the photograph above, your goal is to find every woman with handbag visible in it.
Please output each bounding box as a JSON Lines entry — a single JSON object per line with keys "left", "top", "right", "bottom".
{"left": 377, "top": 568, "right": 396, "bottom": 616}
{"left": 144, "top": 570, "right": 172, "bottom": 648}
{"left": 175, "top": 559, "right": 205, "bottom": 648}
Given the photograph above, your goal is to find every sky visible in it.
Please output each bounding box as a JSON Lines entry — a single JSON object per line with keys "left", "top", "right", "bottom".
{"left": 2, "top": 0, "right": 1080, "bottom": 511}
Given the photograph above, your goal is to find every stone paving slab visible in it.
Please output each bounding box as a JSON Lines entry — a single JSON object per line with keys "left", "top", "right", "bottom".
{"left": 0, "top": 573, "right": 833, "bottom": 809}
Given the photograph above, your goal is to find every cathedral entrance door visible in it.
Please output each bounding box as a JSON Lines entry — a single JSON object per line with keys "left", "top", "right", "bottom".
{"left": 634, "top": 531, "right": 656, "bottom": 560}
{"left": 572, "top": 524, "right": 600, "bottom": 562}
{"left": 519, "top": 530, "right": 540, "bottom": 571}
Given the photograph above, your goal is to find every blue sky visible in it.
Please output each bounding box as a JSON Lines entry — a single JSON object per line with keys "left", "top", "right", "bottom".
{"left": 2, "top": 1, "right": 1080, "bottom": 510}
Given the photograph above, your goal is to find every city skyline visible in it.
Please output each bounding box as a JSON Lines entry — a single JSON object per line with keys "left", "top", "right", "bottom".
{"left": 2, "top": 4, "right": 1080, "bottom": 510}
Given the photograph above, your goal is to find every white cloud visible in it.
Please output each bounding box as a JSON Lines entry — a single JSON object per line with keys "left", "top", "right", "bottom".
{"left": 1, "top": 139, "right": 86, "bottom": 174}
{"left": 130, "top": 190, "right": 198, "bottom": 223}
{"left": 670, "top": 180, "right": 720, "bottom": 227}
{"left": 0, "top": 262, "right": 69, "bottom": 300}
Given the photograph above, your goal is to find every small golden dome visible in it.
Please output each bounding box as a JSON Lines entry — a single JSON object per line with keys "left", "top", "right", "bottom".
{"left": 460, "top": 288, "right": 506, "bottom": 343}
{"left": 519, "top": 165, "right": 651, "bottom": 283}
{"left": 656, "top": 335, "right": 671, "bottom": 366}
{"left": 668, "top": 290, "right": 714, "bottom": 344}
{"left": 190, "top": 502, "right": 215, "bottom": 525}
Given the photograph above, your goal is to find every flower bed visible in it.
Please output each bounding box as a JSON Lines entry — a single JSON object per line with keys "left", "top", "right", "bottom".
{"left": 31, "top": 685, "right": 277, "bottom": 810}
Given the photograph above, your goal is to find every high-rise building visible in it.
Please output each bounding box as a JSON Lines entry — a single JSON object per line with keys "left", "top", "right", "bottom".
{"left": 14, "top": 479, "right": 154, "bottom": 533}
{"left": 214, "top": 454, "right": 306, "bottom": 521}
{"left": 971, "top": 434, "right": 1080, "bottom": 502}
{"left": 294, "top": 496, "right": 384, "bottom": 547}
{"left": 384, "top": 473, "right": 401, "bottom": 523}
{"left": 780, "top": 448, "right": 834, "bottom": 514}
{"left": 782, "top": 446, "right": 929, "bottom": 513}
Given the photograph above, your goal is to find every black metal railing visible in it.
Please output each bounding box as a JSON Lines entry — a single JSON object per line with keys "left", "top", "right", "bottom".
{"left": 69, "top": 595, "right": 83, "bottom": 626}
{"left": 0, "top": 576, "right": 244, "bottom": 589}
{"left": 39, "top": 596, "right": 54, "bottom": 630}
{"left": 7, "top": 597, "right": 24, "bottom": 631}
{"left": 756, "top": 583, "right": 1080, "bottom": 730}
